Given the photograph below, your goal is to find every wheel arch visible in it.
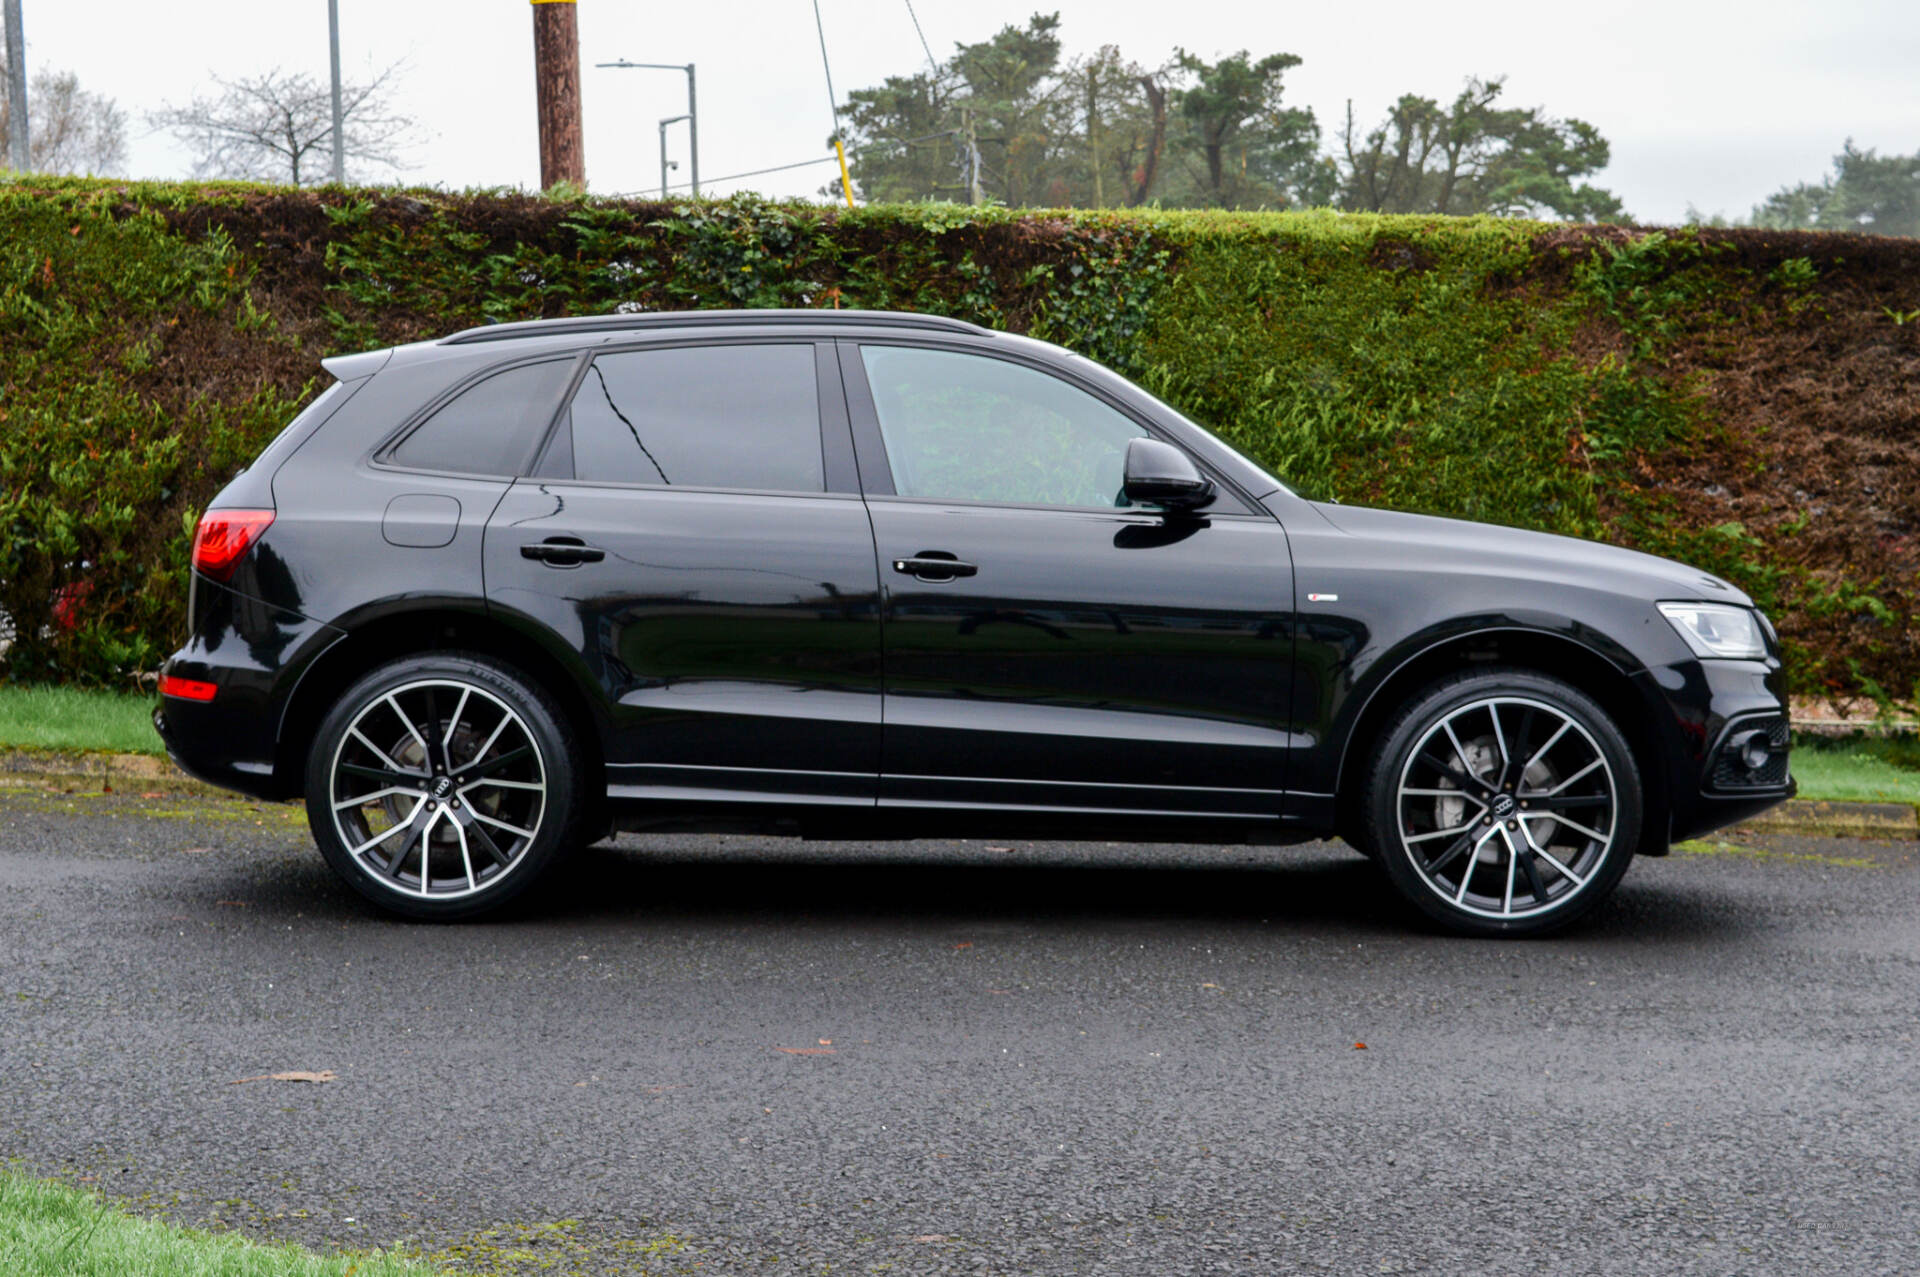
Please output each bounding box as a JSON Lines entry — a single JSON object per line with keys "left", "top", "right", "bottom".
{"left": 273, "top": 604, "right": 608, "bottom": 811}
{"left": 1331, "top": 626, "right": 1671, "bottom": 854}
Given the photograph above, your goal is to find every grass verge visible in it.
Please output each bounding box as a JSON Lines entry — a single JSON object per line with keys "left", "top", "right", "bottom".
{"left": 1786, "top": 743, "right": 1920, "bottom": 804}
{"left": 0, "top": 684, "right": 162, "bottom": 755}
{"left": 0, "top": 1168, "right": 427, "bottom": 1275}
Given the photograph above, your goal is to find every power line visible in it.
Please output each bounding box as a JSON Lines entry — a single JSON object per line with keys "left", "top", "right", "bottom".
{"left": 639, "top": 129, "right": 959, "bottom": 195}
{"left": 903, "top": 0, "right": 938, "bottom": 75}
{"left": 811, "top": 0, "right": 842, "bottom": 139}
{"left": 660, "top": 153, "right": 839, "bottom": 192}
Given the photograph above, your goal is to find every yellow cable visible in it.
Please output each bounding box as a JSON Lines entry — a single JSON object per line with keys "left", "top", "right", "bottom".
{"left": 834, "top": 139, "right": 856, "bottom": 209}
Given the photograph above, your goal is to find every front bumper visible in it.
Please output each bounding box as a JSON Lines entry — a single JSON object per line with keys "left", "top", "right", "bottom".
{"left": 1643, "top": 656, "right": 1795, "bottom": 844}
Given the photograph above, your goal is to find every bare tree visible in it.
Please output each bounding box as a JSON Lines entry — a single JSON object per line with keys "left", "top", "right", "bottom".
{"left": 0, "top": 60, "right": 127, "bottom": 174}
{"left": 150, "top": 65, "right": 413, "bottom": 185}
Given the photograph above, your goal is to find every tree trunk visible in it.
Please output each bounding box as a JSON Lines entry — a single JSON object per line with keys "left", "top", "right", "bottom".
{"left": 1086, "top": 66, "right": 1103, "bottom": 207}
{"left": 531, "top": 0, "right": 585, "bottom": 189}
{"left": 1123, "top": 75, "right": 1166, "bottom": 207}
{"left": 1437, "top": 137, "right": 1463, "bottom": 215}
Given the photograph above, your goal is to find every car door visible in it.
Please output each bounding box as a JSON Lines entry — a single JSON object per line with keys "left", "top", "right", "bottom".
{"left": 841, "top": 340, "right": 1297, "bottom": 817}
{"left": 484, "top": 339, "right": 883, "bottom": 806}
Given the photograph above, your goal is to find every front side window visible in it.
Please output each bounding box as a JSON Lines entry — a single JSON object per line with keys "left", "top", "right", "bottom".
{"left": 390, "top": 359, "right": 575, "bottom": 476}
{"left": 566, "top": 344, "right": 823, "bottom": 492}
{"left": 860, "top": 345, "right": 1148, "bottom": 508}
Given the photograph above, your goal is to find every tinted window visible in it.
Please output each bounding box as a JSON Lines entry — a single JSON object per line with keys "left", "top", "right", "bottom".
{"left": 390, "top": 359, "right": 575, "bottom": 476}
{"left": 568, "top": 344, "right": 823, "bottom": 492}
{"left": 861, "top": 346, "right": 1147, "bottom": 507}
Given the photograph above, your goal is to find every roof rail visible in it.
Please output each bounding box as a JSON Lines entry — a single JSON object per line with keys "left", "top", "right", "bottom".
{"left": 439, "top": 309, "right": 989, "bottom": 345}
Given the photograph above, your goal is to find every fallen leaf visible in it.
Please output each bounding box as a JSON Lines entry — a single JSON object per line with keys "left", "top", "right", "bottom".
{"left": 952, "top": 942, "right": 973, "bottom": 950}
{"left": 818, "top": 1038, "right": 832, "bottom": 1046}
{"left": 141, "top": 791, "right": 165, "bottom": 799}
{"left": 775, "top": 1047, "right": 835, "bottom": 1055}
{"left": 1200, "top": 982, "right": 1221, "bottom": 990}
{"left": 232, "top": 1070, "right": 336, "bottom": 1084}
{"left": 912, "top": 1235, "right": 950, "bottom": 1244}
{"left": 1353, "top": 1042, "right": 1368, "bottom": 1051}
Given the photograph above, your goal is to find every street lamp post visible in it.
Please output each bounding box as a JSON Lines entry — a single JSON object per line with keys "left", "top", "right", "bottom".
{"left": 327, "top": 0, "right": 345, "bottom": 183}
{"left": 3, "top": 0, "right": 28, "bottom": 170}
{"left": 596, "top": 59, "right": 697, "bottom": 195}
{"left": 658, "top": 114, "right": 689, "bottom": 198}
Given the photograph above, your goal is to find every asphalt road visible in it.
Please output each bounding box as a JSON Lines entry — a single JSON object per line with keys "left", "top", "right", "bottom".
{"left": 1, "top": 787, "right": 1916, "bottom": 1275}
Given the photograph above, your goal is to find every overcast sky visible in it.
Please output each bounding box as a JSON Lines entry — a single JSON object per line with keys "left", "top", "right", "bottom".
{"left": 20, "top": 0, "right": 1920, "bottom": 222}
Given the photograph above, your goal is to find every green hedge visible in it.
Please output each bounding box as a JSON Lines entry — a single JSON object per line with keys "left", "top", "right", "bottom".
{"left": 1, "top": 178, "right": 1914, "bottom": 705}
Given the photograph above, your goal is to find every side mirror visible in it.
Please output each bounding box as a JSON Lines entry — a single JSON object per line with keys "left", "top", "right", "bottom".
{"left": 1123, "top": 438, "right": 1215, "bottom": 512}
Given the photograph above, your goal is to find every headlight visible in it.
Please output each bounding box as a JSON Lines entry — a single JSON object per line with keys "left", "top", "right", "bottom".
{"left": 1657, "top": 602, "right": 1767, "bottom": 660}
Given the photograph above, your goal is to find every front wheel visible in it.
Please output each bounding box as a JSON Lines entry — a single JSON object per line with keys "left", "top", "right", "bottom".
{"left": 304, "top": 653, "right": 583, "bottom": 920}
{"left": 1359, "top": 669, "right": 1643, "bottom": 937}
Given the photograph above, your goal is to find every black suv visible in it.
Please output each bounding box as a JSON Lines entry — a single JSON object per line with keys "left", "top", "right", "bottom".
{"left": 155, "top": 310, "right": 1793, "bottom": 934}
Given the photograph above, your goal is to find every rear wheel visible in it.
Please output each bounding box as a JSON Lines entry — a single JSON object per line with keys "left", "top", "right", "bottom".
{"left": 1359, "top": 668, "right": 1642, "bottom": 937}
{"left": 304, "top": 653, "right": 583, "bottom": 920}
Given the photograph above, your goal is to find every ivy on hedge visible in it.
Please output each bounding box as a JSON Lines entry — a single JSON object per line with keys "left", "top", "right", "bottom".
{"left": 0, "top": 178, "right": 1908, "bottom": 706}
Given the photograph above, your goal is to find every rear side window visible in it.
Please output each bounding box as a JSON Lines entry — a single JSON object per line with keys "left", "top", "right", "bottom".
{"left": 390, "top": 359, "right": 575, "bottom": 476}
{"left": 565, "top": 344, "right": 823, "bottom": 492}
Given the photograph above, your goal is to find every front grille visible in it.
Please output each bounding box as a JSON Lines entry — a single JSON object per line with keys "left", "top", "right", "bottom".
{"left": 1708, "top": 715, "right": 1790, "bottom": 791}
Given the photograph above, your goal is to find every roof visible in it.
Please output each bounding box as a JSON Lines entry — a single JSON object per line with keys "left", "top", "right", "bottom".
{"left": 437, "top": 309, "right": 990, "bottom": 346}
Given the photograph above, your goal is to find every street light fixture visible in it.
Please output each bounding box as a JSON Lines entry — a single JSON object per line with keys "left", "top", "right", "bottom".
{"left": 597, "top": 59, "right": 697, "bottom": 196}
{"left": 658, "top": 114, "right": 689, "bottom": 199}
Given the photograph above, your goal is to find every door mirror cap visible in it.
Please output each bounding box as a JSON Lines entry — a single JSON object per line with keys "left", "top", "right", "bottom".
{"left": 1123, "top": 438, "right": 1215, "bottom": 512}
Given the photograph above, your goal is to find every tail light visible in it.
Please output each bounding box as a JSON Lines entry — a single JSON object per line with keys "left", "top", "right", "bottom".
{"left": 190, "top": 509, "right": 274, "bottom": 582}
{"left": 158, "top": 674, "right": 218, "bottom": 702}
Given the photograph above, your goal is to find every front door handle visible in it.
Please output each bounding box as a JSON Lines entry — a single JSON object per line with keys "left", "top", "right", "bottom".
{"left": 521, "top": 537, "right": 605, "bottom": 567}
{"left": 893, "top": 553, "right": 978, "bottom": 582}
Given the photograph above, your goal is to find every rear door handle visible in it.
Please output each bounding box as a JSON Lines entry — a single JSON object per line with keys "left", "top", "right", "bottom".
{"left": 521, "top": 537, "right": 605, "bottom": 567}
{"left": 892, "top": 553, "right": 977, "bottom": 582}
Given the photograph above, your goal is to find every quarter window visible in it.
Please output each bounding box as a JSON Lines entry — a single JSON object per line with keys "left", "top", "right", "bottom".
{"left": 860, "top": 346, "right": 1148, "bottom": 508}
{"left": 390, "top": 359, "right": 574, "bottom": 476}
{"left": 566, "top": 344, "right": 823, "bottom": 492}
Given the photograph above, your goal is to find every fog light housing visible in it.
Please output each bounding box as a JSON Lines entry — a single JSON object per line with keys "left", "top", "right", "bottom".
{"left": 1730, "top": 730, "right": 1773, "bottom": 771}
{"left": 1710, "top": 718, "right": 1789, "bottom": 792}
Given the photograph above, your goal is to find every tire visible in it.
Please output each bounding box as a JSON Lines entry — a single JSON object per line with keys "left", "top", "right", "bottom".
{"left": 304, "top": 652, "right": 585, "bottom": 921}
{"left": 1357, "top": 667, "right": 1642, "bottom": 938}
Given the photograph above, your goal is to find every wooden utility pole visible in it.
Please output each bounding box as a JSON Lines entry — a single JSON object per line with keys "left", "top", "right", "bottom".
{"left": 531, "top": 0, "right": 585, "bottom": 189}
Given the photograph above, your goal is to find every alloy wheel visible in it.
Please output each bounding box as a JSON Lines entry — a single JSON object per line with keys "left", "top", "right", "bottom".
{"left": 327, "top": 678, "right": 548, "bottom": 900}
{"left": 1394, "top": 695, "right": 1617, "bottom": 921}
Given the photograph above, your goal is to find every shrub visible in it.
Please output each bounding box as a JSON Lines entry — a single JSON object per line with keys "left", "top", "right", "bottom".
{"left": 0, "top": 178, "right": 1912, "bottom": 706}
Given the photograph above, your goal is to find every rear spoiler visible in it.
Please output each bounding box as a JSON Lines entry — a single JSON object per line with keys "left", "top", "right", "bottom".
{"left": 320, "top": 348, "right": 393, "bottom": 381}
